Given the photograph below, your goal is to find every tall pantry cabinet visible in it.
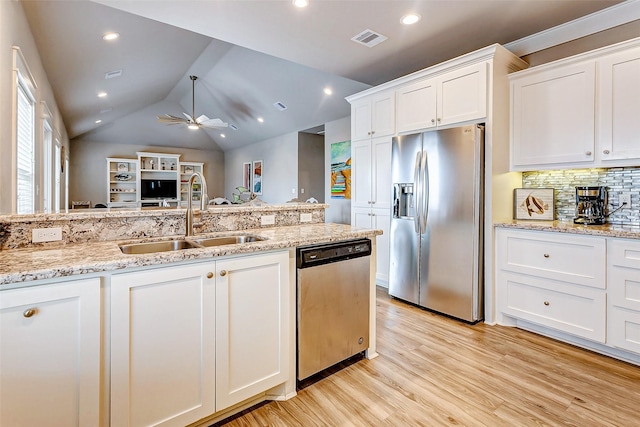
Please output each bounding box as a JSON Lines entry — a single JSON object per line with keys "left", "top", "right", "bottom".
{"left": 347, "top": 44, "right": 527, "bottom": 315}
{"left": 349, "top": 91, "right": 394, "bottom": 286}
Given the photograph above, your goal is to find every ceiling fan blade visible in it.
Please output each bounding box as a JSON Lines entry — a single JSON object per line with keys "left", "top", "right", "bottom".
{"left": 195, "top": 114, "right": 209, "bottom": 124}
{"left": 199, "top": 117, "right": 228, "bottom": 128}
{"left": 157, "top": 115, "right": 188, "bottom": 123}
{"left": 183, "top": 112, "right": 194, "bottom": 122}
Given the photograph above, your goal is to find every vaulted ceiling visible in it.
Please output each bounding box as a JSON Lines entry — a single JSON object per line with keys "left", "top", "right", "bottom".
{"left": 23, "top": 0, "right": 624, "bottom": 151}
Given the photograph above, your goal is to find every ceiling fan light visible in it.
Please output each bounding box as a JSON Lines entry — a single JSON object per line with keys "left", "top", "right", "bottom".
{"left": 292, "top": 0, "right": 308, "bottom": 8}
{"left": 187, "top": 123, "right": 199, "bottom": 130}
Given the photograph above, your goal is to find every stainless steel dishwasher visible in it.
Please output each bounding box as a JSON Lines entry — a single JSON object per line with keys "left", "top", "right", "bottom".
{"left": 296, "top": 238, "right": 371, "bottom": 382}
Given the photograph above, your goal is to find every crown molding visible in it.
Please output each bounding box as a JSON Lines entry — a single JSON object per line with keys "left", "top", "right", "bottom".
{"left": 505, "top": 0, "right": 640, "bottom": 56}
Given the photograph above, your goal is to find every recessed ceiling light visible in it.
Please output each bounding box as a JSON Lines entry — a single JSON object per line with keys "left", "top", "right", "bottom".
{"left": 95, "top": 119, "right": 102, "bottom": 124}
{"left": 102, "top": 32, "right": 120, "bottom": 41}
{"left": 292, "top": 0, "right": 308, "bottom": 8}
{"left": 257, "top": 117, "right": 264, "bottom": 123}
{"left": 323, "top": 87, "right": 333, "bottom": 95}
{"left": 220, "top": 133, "right": 226, "bottom": 138}
{"left": 401, "top": 14, "right": 421, "bottom": 25}
{"left": 97, "top": 91, "right": 107, "bottom": 98}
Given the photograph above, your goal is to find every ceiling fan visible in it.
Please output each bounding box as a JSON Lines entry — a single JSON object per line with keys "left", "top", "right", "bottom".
{"left": 157, "top": 75, "right": 228, "bottom": 130}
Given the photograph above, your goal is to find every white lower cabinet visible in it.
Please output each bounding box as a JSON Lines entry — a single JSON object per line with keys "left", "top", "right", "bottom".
{"left": 215, "top": 251, "right": 290, "bottom": 410}
{"left": 0, "top": 278, "right": 101, "bottom": 427}
{"left": 497, "top": 228, "right": 640, "bottom": 362}
{"left": 110, "top": 251, "right": 290, "bottom": 427}
{"left": 608, "top": 238, "right": 640, "bottom": 354}
{"left": 497, "top": 228, "right": 606, "bottom": 343}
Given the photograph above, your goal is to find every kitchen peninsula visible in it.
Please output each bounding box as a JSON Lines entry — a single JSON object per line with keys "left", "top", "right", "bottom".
{"left": 0, "top": 204, "right": 382, "bottom": 427}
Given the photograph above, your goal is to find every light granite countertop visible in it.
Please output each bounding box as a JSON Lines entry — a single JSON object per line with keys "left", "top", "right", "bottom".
{"left": 0, "top": 223, "right": 381, "bottom": 286}
{"left": 495, "top": 220, "right": 640, "bottom": 239}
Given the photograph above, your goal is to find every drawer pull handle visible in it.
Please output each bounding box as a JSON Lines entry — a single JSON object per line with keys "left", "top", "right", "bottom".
{"left": 220, "top": 270, "right": 227, "bottom": 277}
{"left": 543, "top": 301, "right": 550, "bottom": 306}
{"left": 543, "top": 253, "right": 550, "bottom": 258}
{"left": 206, "top": 272, "right": 214, "bottom": 279}
{"left": 23, "top": 308, "right": 37, "bottom": 318}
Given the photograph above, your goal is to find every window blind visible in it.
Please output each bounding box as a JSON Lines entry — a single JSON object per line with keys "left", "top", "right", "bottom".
{"left": 16, "top": 80, "right": 35, "bottom": 214}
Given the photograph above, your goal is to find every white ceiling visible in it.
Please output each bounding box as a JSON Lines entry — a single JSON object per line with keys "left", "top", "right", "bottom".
{"left": 23, "top": 0, "right": 624, "bottom": 151}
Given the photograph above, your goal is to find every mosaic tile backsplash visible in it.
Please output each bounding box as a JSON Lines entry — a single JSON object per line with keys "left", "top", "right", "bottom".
{"left": 522, "top": 167, "right": 640, "bottom": 225}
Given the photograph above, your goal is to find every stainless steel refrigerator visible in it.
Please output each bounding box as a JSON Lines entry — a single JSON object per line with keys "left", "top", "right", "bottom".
{"left": 389, "top": 124, "right": 484, "bottom": 322}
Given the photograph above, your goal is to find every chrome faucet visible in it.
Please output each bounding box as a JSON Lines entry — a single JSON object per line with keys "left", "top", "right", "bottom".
{"left": 186, "top": 171, "right": 208, "bottom": 237}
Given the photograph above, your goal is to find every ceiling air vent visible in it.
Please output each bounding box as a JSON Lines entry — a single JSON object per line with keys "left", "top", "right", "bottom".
{"left": 229, "top": 124, "right": 239, "bottom": 131}
{"left": 273, "top": 101, "right": 287, "bottom": 111}
{"left": 351, "top": 29, "right": 388, "bottom": 48}
{"left": 104, "top": 69, "right": 123, "bottom": 79}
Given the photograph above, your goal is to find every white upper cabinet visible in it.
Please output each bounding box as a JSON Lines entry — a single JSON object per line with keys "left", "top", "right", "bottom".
{"left": 351, "top": 92, "right": 395, "bottom": 141}
{"left": 598, "top": 46, "right": 640, "bottom": 164}
{"left": 438, "top": 62, "right": 487, "bottom": 127}
{"left": 510, "top": 37, "right": 640, "bottom": 171}
{"left": 396, "top": 62, "right": 487, "bottom": 134}
{"left": 510, "top": 62, "right": 596, "bottom": 169}
{"left": 396, "top": 79, "right": 437, "bottom": 133}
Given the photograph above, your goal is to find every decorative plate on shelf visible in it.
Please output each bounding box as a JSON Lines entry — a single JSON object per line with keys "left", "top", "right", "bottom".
{"left": 117, "top": 162, "right": 129, "bottom": 172}
{"left": 114, "top": 173, "right": 132, "bottom": 181}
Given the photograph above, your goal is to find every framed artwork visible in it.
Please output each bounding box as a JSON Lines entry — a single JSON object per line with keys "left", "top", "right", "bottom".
{"left": 330, "top": 140, "right": 351, "bottom": 199}
{"left": 514, "top": 188, "right": 554, "bottom": 220}
{"left": 252, "top": 160, "right": 263, "bottom": 195}
{"left": 242, "top": 162, "right": 252, "bottom": 190}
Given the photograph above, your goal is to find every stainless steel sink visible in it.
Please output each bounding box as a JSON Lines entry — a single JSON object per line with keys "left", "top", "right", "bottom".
{"left": 119, "top": 234, "right": 266, "bottom": 254}
{"left": 191, "top": 235, "right": 265, "bottom": 247}
{"left": 119, "top": 239, "right": 199, "bottom": 254}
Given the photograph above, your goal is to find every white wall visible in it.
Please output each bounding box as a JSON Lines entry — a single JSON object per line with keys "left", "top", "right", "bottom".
{"left": 69, "top": 140, "right": 225, "bottom": 206}
{"left": 0, "top": 1, "right": 69, "bottom": 214}
{"left": 324, "top": 116, "right": 351, "bottom": 224}
{"left": 224, "top": 131, "right": 298, "bottom": 203}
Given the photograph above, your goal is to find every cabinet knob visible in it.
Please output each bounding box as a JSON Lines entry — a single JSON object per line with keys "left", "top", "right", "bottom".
{"left": 23, "top": 308, "right": 37, "bottom": 318}
{"left": 371, "top": 130, "right": 375, "bottom": 135}
{"left": 603, "top": 149, "right": 610, "bottom": 155}
{"left": 543, "top": 253, "right": 550, "bottom": 258}
{"left": 437, "top": 118, "right": 441, "bottom": 123}
{"left": 367, "top": 131, "right": 371, "bottom": 136}
{"left": 543, "top": 301, "right": 550, "bottom": 306}
{"left": 219, "top": 270, "right": 227, "bottom": 277}
{"left": 431, "top": 119, "right": 435, "bottom": 124}
{"left": 206, "top": 272, "right": 214, "bottom": 279}
{"left": 585, "top": 151, "right": 592, "bottom": 156}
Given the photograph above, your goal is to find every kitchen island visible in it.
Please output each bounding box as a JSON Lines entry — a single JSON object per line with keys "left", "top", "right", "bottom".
{"left": 0, "top": 205, "right": 381, "bottom": 427}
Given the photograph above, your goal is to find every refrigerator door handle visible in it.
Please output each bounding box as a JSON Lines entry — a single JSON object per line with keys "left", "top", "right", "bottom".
{"left": 413, "top": 151, "right": 422, "bottom": 234}
{"left": 421, "top": 150, "right": 429, "bottom": 234}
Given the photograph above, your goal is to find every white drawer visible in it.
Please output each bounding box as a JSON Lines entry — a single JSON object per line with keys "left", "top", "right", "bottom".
{"left": 498, "top": 229, "right": 606, "bottom": 289}
{"left": 608, "top": 264, "right": 640, "bottom": 311}
{"left": 609, "top": 238, "right": 640, "bottom": 269}
{"left": 501, "top": 272, "right": 606, "bottom": 343}
{"left": 608, "top": 306, "right": 640, "bottom": 355}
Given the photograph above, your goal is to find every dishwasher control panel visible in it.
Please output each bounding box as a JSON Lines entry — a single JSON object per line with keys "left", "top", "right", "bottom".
{"left": 296, "top": 239, "right": 371, "bottom": 269}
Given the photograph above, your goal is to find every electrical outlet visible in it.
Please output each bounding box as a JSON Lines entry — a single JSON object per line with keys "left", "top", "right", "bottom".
{"left": 32, "top": 227, "right": 62, "bottom": 243}
{"left": 261, "top": 215, "right": 275, "bottom": 226}
{"left": 300, "top": 213, "right": 312, "bottom": 223}
{"left": 619, "top": 193, "right": 632, "bottom": 208}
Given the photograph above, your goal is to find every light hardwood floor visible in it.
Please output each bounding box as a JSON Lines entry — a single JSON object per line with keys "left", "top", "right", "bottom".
{"left": 216, "top": 287, "right": 640, "bottom": 426}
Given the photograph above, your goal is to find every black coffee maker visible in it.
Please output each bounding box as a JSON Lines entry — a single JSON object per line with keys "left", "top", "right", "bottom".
{"left": 574, "top": 186, "right": 607, "bottom": 225}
